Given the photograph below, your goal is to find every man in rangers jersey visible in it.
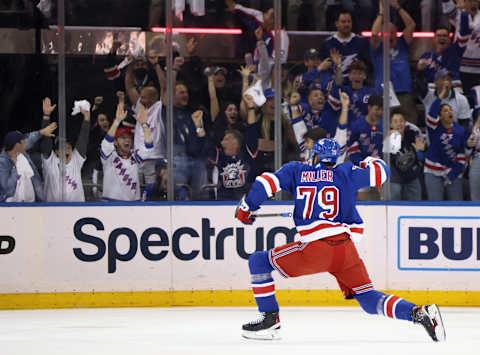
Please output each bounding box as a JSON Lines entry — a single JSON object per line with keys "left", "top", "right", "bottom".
{"left": 346, "top": 93, "right": 384, "bottom": 164}
{"left": 346, "top": 93, "right": 384, "bottom": 200}
{"left": 41, "top": 98, "right": 90, "bottom": 202}
{"left": 289, "top": 88, "right": 349, "bottom": 163}
{"left": 319, "top": 11, "right": 371, "bottom": 80}
{"left": 101, "top": 103, "right": 153, "bottom": 201}
{"left": 235, "top": 138, "right": 446, "bottom": 342}
{"left": 328, "top": 60, "right": 377, "bottom": 125}
{"left": 416, "top": 25, "right": 468, "bottom": 91}
{"left": 295, "top": 47, "right": 342, "bottom": 103}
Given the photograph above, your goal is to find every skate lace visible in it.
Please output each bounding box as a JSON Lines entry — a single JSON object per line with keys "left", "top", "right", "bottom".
{"left": 247, "top": 312, "right": 266, "bottom": 325}
{"left": 413, "top": 309, "right": 424, "bottom": 323}
{"left": 413, "top": 306, "right": 432, "bottom": 325}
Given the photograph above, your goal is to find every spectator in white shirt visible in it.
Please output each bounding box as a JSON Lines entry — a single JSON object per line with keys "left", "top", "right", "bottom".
{"left": 40, "top": 97, "right": 91, "bottom": 202}
{"left": 101, "top": 103, "right": 153, "bottom": 201}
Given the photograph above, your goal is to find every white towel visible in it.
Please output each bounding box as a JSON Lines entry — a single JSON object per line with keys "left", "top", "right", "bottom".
{"left": 71, "top": 100, "right": 91, "bottom": 116}
{"left": 245, "top": 80, "right": 266, "bottom": 107}
{"left": 6, "top": 154, "right": 35, "bottom": 202}
{"left": 383, "top": 131, "right": 402, "bottom": 154}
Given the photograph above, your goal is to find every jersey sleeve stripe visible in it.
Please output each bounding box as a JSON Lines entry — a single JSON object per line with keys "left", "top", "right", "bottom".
{"left": 347, "top": 142, "right": 359, "bottom": 154}
{"left": 365, "top": 160, "right": 388, "bottom": 186}
{"left": 426, "top": 114, "right": 439, "bottom": 129}
{"left": 372, "top": 161, "right": 382, "bottom": 186}
{"left": 328, "top": 94, "right": 341, "bottom": 110}
{"left": 134, "top": 150, "right": 144, "bottom": 164}
{"left": 104, "top": 134, "right": 114, "bottom": 143}
{"left": 100, "top": 149, "right": 111, "bottom": 160}
{"left": 255, "top": 176, "right": 272, "bottom": 196}
{"left": 104, "top": 65, "right": 121, "bottom": 80}
{"left": 256, "top": 172, "right": 280, "bottom": 197}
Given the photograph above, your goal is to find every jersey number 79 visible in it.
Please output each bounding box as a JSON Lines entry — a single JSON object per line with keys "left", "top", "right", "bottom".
{"left": 297, "top": 186, "right": 339, "bottom": 220}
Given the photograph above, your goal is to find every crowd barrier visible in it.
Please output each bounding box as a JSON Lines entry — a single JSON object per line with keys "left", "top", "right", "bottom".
{"left": 0, "top": 201, "right": 478, "bottom": 309}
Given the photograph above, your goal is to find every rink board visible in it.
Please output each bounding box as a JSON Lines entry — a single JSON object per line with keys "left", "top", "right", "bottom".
{"left": 0, "top": 202, "right": 479, "bottom": 309}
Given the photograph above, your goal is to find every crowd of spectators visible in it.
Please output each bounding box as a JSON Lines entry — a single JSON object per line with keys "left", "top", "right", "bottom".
{"left": 1, "top": 0, "right": 480, "bottom": 203}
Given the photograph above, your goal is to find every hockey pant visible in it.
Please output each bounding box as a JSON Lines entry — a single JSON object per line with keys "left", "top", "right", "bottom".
{"left": 248, "top": 233, "right": 415, "bottom": 321}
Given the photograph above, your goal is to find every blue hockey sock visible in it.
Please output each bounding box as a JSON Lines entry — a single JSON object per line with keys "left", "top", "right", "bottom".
{"left": 354, "top": 290, "right": 416, "bottom": 321}
{"left": 248, "top": 251, "right": 278, "bottom": 313}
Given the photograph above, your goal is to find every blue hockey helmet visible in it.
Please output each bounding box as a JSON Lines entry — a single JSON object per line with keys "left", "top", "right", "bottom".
{"left": 312, "top": 138, "right": 341, "bottom": 164}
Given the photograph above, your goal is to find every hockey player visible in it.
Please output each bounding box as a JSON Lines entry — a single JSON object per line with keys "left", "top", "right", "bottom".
{"left": 100, "top": 103, "right": 153, "bottom": 201}
{"left": 235, "top": 138, "right": 446, "bottom": 342}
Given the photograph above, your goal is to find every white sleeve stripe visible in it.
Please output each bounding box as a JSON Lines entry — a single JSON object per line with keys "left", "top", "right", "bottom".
{"left": 256, "top": 176, "right": 273, "bottom": 197}
{"left": 368, "top": 160, "right": 388, "bottom": 186}
{"left": 263, "top": 172, "right": 281, "bottom": 193}
{"left": 369, "top": 162, "right": 376, "bottom": 186}
{"left": 100, "top": 149, "right": 111, "bottom": 160}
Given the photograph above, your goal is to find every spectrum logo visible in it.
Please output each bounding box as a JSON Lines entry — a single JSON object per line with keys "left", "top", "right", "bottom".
{"left": 73, "top": 217, "right": 296, "bottom": 273}
{"left": 397, "top": 216, "right": 480, "bottom": 271}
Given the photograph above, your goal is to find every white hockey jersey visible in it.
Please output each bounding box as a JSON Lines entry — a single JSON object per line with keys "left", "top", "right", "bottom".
{"left": 42, "top": 150, "right": 86, "bottom": 202}
{"left": 101, "top": 134, "right": 153, "bottom": 201}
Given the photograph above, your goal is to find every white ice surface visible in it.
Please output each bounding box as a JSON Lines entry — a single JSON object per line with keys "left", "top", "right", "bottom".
{"left": 0, "top": 307, "right": 478, "bottom": 355}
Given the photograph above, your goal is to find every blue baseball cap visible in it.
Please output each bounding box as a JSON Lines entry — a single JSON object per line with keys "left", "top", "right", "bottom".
{"left": 4, "top": 131, "right": 26, "bottom": 151}
{"left": 264, "top": 88, "right": 275, "bottom": 99}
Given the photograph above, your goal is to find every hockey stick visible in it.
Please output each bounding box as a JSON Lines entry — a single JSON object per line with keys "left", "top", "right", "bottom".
{"left": 234, "top": 195, "right": 292, "bottom": 219}
{"left": 251, "top": 212, "right": 292, "bottom": 218}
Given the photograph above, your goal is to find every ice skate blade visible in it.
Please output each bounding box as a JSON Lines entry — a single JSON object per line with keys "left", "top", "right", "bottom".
{"left": 429, "top": 304, "right": 446, "bottom": 342}
{"left": 242, "top": 327, "right": 281, "bottom": 340}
